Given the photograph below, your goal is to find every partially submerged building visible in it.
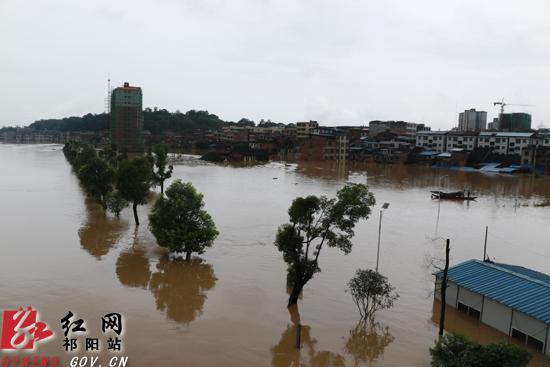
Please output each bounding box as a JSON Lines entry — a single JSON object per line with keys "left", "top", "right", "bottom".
{"left": 435, "top": 260, "right": 550, "bottom": 356}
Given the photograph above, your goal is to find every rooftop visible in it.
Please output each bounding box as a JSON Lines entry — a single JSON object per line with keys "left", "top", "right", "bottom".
{"left": 436, "top": 259, "right": 550, "bottom": 324}
{"left": 115, "top": 82, "right": 141, "bottom": 91}
{"left": 447, "top": 130, "right": 479, "bottom": 136}
{"left": 479, "top": 132, "right": 534, "bottom": 137}
{"left": 417, "top": 130, "right": 449, "bottom": 135}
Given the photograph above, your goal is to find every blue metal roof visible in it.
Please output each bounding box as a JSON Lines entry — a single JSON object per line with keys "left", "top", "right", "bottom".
{"left": 495, "top": 263, "right": 550, "bottom": 284}
{"left": 418, "top": 150, "right": 439, "bottom": 156}
{"left": 436, "top": 260, "right": 550, "bottom": 324}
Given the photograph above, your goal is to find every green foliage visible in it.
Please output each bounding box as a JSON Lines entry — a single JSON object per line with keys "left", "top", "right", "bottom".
{"left": 105, "top": 191, "right": 129, "bottom": 218}
{"left": 77, "top": 156, "right": 115, "bottom": 208}
{"left": 116, "top": 157, "right": 153, "bottom": 225}
{"left": 430, "top": 333, "right": 531, "bottom": 367}
{"left": 23, "top": 110, "right": 225, "bottom": 134}
{"left": 74, "top": 145, "right": 98, "bottom": 170}
{"left": 116, "top": 157, "right": 153, "bottom": 205}
{"left": 63, "top": 141, "right": 98, "bottom": 171}
{"left": 151, "top": 143, "right": 173, "bottom": 194}
{"left": 143, "top": 109, "right": 225, "bottom": 134}
{"left": 99, "top": 148, "right": 122, "bottom": 168}
{"left": 149, "top": 180, "right": 218, "bottom": 259}
{"left": 31, "top": 113, "right": 109, "bottom": 132}
{"left": 237, "top": 118, "right": 255, "bottom": 127}
{"left": 275, "top": 183, "right": 376, "bottom": 306}
{"left": 347, "top": 269, "right": 399, "bottom": 320}
{"left": 63, "top": 141, "right": 115, "bottom": 210}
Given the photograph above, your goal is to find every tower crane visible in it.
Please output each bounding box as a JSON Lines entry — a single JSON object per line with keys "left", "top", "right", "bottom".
{"left": 493, "top": 98, "right": 535, "bottom": 115}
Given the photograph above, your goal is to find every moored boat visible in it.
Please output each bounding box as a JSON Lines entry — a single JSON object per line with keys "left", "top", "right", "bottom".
{"left": 431, "top": 190, "right": 477, "bottom": 200}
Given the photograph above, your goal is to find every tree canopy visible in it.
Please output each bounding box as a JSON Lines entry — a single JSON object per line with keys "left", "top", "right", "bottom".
{"left": 430, "top": 333, "right": 531, "bottom": 367}
{"left": 347, "top": 269, "right": 399, "bottom": 321}
{"left": 77, "top": 156, "right": 115, "bottom": 209}
{"left": 17, "top": 109, "right": 226, "bottom": 134}
{"left": 275, "top": 183, "right": 376, "bottom": 306}
{"left": 150, "top": 143, "right": 173, "bottom": 195}
{"left": 116, "top": 157, "right": 153, "bottom": 226}
{"left": 149, "top": 180, "right": 218, "bottom": 260}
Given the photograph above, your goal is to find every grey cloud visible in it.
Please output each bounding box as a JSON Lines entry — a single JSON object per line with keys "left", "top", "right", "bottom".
{"left": 0, "top": 0, "right": 549, "bottom": 128}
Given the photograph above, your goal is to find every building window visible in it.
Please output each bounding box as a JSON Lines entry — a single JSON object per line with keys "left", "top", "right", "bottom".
{"left": 527, "top": 336, "right": 544, "bottom": 352}
{"left": 511, "top": 328, "right": 527, "bottom": 343}
{"left": 512, "top": 329, "right": 545, "bottom": 353}
{"left": 457, "top": 302, "right": 468, "bottom": 314}
{"left": 468, "top": 308, "right": 481, "bottom": 319}
{"left": 457, "top": 302, "right": 480, "bottom": 320}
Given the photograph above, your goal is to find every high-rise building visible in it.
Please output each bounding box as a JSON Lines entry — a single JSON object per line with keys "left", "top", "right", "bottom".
{"left": 110, "top": 82, "right": 143, "bottom": 152}
{"left": 458, "top": 109, "right": 487, "bottom": 132}
{"left": 497, "top": 113, "right": 532, "bottom": 132}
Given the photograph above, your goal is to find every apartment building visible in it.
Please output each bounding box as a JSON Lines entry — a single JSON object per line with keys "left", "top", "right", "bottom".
{"left": 415, "top": 131, "right": 449, "bottom": 152}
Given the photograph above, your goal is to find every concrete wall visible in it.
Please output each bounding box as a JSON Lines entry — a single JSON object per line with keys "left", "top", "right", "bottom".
{"left": 481, "top": 298, "right": 512, "bottom": 335}
{"left": 434, "top": 280, "right": 458, "bottom": 306}
{"left": 458, "top": 287, "right": 483, "bottom": 311}
{"left": 512, "top": 311, "right": 548, "bottom": 354}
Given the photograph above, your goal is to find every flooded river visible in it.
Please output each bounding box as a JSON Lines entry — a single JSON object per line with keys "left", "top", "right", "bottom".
{"left": 1, "top": 144, "right": 549, "bottom": 366}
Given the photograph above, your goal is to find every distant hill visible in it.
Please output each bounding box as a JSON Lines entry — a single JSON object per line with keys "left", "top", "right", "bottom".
{"left": 2, "top": 109, "right": 230, "bottom": 134}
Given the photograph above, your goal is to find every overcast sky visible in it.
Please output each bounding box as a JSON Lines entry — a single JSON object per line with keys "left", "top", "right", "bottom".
{"left": 1, "top": 0, "right": 549, "bottom": 129}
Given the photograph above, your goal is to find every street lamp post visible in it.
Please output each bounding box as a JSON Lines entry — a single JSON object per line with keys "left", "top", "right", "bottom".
{"left": 375, "top": 202, "right": 390, "bottom": 272}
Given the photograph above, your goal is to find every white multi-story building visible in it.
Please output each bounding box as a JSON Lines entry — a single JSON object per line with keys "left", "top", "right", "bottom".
{"left": 415, "top": 131, "right": 449, "bottom": 152}
{"left": 477, "top": 132, "right": 534, "bottom": 155}
{"left": 445, "top": 131, "right": 478, "bottom": 151}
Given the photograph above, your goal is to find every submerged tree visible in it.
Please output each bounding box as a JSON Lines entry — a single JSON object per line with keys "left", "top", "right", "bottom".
{"left": 275, "top": 183, "right": 376, "bottom": 307}
{"left": 116, "top": 157, "right": 153, "bottom": 226}
{"left": 149, "top": 180, "right": 218, "bottom": 260}
{"left": 105, "top": 191, "right": 129, "bottom": 218}
{"left": 151, "top": 143, "right": 173, "bottom": 195}
{"left": 347, "top": 269, "right": 399, "bottom": 321}
{"left": 77, "top": 156, "right": 115, "bottom": 209}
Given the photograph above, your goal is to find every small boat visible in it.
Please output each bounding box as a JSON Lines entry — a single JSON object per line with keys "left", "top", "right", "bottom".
{"left": 431, "top": 190, "right": 477, "bottom": 201}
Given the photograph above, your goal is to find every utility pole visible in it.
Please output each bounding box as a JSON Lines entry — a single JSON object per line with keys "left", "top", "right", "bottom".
{"left": 483, "top": 226, "right": 488, "bottom": 261}
{"left": 375, "top": 203, "right": 390, "bottom": 272}
{"left": 439, "top": 238, "right": 450, "bottom": 337}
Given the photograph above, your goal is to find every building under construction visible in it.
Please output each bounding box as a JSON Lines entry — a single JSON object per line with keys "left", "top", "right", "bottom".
{"left": 498, "top": 113, "right": 532, "bottom": 132}
{"left": 110, "top": 82, "right": 144, "bottom": 152}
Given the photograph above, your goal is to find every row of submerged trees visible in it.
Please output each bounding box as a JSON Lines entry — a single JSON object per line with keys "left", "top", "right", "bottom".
{"left": 63, "top": 141, "right": 218, "bottom": 261}
{"left": 63, "top": 141, "right": 397, "bottom": 317}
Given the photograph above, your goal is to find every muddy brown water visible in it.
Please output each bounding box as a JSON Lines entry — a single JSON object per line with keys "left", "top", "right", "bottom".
{"left": 1, "top": 144, "right": 549, "bottom": 366}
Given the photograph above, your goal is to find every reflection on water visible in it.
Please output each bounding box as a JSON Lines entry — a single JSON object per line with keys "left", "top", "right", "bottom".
{"left": 344, "top": 321, "right": 394, "bottom": 366}
{"left": 431, "top": 300, "right": 550, "bottom": 367}
{"left": 116, "top": 245, "right": 151, "bottom": 289}
{"left": 79, "top": 199, "right": 128, "bottom": 259}
{"left": 149, "top": 256, "right": 216, "bottom": 324}
{"left": 115, "top": 238, "right": 217, "bottom": 324}
{"left": 271, "top": 306, "right": 346, "bottom": 367}
{"left": 295, "top": 162, "right": 550, "bottom": 200}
